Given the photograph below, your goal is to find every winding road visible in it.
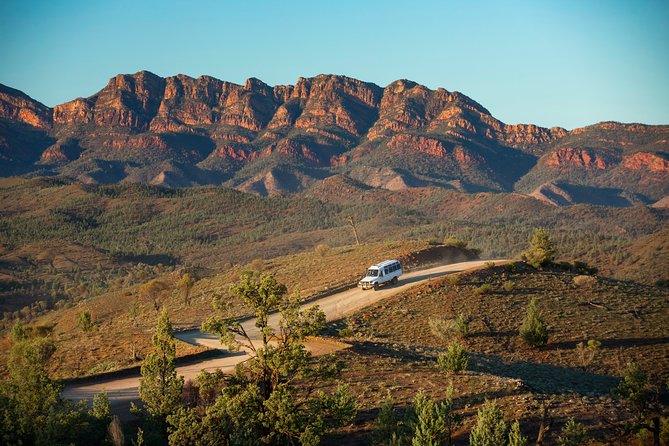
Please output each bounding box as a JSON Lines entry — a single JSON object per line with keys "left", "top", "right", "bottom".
{"left": 62, "top": 259, "right": 503, "bottom": 416}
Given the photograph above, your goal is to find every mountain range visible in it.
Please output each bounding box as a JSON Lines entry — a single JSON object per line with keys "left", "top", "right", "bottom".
{"left": 1, "top": 71, "right": 667, "bottom": 206}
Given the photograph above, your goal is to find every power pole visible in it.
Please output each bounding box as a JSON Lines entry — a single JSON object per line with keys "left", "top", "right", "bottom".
{"left": 347, "top": 215, "right": 360, "bottom": 246}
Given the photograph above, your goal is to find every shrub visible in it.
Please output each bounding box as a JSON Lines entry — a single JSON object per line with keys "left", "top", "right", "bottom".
{"left": 519, "top": 297, "right": 548, "bottom": 347}
{"left": 411, "top": 389, "right": 462, "bottom": 446}
{"left": 374, "top": 394, "right": 405, "bottom": 446}
{"left": 576, "top": 339, "right": 601, "bottom": 368}
{"left": 78, "top": 310, "right": 93, "bottom": 332}
{"left": 504, "top": 262, "right": 518, "bottom": 273}
{"left": 437, "top": 342, "right": 468, "bottom": 374}
{"left": 484, "top": 261, "right": 496, "bottom": 269}
{"left": 557, "top": 418, "right": 588, "bottom": 446}
{"left": 469, "top": 399, "right": 507, "bottom": 446}
{"left": 573, "top": 275, "right": 597, "bottom": 287}
{"left": 429, "top": 317, "right": 452, "bottom": 341}
{"left": 249, "top": 258, "right": 265, "bottom": 271}
{"left": 453, "top": 312, "right": 472, "bottom": 338}
{"left": 443, "top": 236, "right": 468, "bottom": 249}
{"left": 476, "top": 284, "right": 493, "bottom": 295}
{"left": 315, "top": 243, "right": 330, "bottom": 257}
{"left": 522, "top": 228, "right": 556, "bottom": 268}
{"left": 448, "top": 275, "right": 462, "bottom": 285}
{"left": 338, "top": 327, "right": 355, "bottom": 338}
{"left": 502, "top": 281, "right": 515, "bottom": 292}
{"left": 508, "top": 420, "right": 528, "bottom": 446}
{"left": 10, "top": 322, "right": 27, "bottom": 342}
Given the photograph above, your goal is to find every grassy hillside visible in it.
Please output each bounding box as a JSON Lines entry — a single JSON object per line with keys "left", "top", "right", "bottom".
{"left": 320, "top": 262, "right": 669, "bottom": 444}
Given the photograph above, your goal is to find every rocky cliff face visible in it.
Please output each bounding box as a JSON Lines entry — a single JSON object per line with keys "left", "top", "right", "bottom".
{"left": 0, "top": 73, "right": 667, "bottom": 203}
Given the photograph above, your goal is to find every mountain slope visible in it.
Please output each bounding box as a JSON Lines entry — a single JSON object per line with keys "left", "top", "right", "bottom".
{"left": 0, "top": 73, "right": 667, "bottom": 203}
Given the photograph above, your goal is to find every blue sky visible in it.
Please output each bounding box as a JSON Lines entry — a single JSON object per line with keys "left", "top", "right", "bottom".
{"left": 1, "top": 0, "right": 667, "bottom": 129}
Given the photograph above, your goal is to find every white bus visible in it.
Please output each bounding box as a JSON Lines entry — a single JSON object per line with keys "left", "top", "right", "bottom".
{"left": 358, "top": 259, "right": 403, "bottom": 290}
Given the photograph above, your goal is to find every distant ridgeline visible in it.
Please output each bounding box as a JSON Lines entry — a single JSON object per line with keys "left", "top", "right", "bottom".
{"left": 0, "top": 73, "right": 667, "bottom": 206}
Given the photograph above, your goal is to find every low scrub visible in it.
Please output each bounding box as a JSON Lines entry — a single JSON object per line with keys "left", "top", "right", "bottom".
{"left": 573, "top": 275, "right": 597, "bottom": 287}
{"left": 519, "top": 297, "right": 548, "bottom": 347}
{"left": 476, "top": 283, "right": 493, "bottom": 295}
{"left": 437, "top": 342, "right": 468, "bottom": 374}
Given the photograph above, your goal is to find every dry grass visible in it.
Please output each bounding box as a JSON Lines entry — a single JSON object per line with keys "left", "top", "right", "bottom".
{"left": 0, "top": 240, "right": 468, "bottom": 379}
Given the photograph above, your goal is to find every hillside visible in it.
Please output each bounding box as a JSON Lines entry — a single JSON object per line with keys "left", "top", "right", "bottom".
{"left": 320, "top": 262, "right": 669, "bottom": 445}
{"left": 1, "top": 73, "right": 667, "bottom": 204}
{"left": 1, "top": 177, "right": 667, "bottom": 328}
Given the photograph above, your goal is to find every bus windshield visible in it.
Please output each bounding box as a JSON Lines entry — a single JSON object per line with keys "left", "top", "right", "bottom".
{"left": 366, "top": 269, "right": 379, "bottom": 277}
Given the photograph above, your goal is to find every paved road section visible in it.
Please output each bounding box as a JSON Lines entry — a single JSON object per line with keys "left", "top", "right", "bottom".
{"left": 63, "top": 259, "right": 505, "bottom": 416}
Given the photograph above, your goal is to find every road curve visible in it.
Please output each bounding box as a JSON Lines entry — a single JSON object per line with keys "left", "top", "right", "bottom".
{"left": 63, "top": 259, "right": 505, "bottom": 415}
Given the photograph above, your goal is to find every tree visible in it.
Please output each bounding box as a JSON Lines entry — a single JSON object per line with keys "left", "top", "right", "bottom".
{"left": 0, "top": 337, "right": 106, "bottom": 445}
{"left": 557, "top": 418, "right": 588, "bottom": 446}
{"left": 78, "top": 310, "right": 93, "bottom": 332}
{"left": 138, "top": 308, "right": 184, "bottom": 425}
{"left": 177, "top": 273, "right": 195, "bottom": 306}
{"left": 519, "top": 297, "right": 548, "bottom": 347}
{"left": 469, "top": 400, "right": 507, "bottom": 446}
{"left": 437, "top": 342, "right": 468, "bottom": 374}
{"left": 522, "top": 228, "right": 556, "bottom": 268}
{"left": 612, "top": 363, "right": 665, "bottom": 446}
{"left": 411, "top": 389, "right": 461, "bottom": 446}
{"left": 139, "top": 279, "right": 168, "bottom": 312}
{"left": 508, "top": 420, "right": 528, "bottom": 446}
{"left": 184, "top": 271, "right": 356, "bottom": 445}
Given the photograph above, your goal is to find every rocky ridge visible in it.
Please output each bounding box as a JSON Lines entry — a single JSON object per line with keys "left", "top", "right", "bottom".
{"left": 1, "top": 72, "right": 668, "bottom": 204}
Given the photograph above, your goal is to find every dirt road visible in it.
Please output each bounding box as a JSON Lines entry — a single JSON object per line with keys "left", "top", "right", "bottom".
{"left": 62, "top": 259, "right": 504, "bottom": 415}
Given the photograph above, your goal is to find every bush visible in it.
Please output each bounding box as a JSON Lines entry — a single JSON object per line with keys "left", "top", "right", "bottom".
{"left": 522, "top": 228, "right": 556, "bottom": 268}
{"left": 315, "top": 243, "right": 330, "bottom": 257}
{"left": 443, "top": 236, "right": 468, "bottom": 249}
{"left": 429, "top": 317, "right": 452, "bottom": 341}
{"left": 437, "top": 342, "right": 468, "bottom": 374}
{"left": 519, "top": 297, "right": 548, "bottom": 347}
{"left": 411, "top": 389, "right": 462, "bottom": 446}
{"left": 502, "top": 281, "right": 515, "bottom": 292}
{"left": 573, "top": 275, "right": 597, "bottom": 287}
{"left": 484, "top": 261, "right": 496, "bottom": 269}
{"left": 448, "top": 275, "right": 462, "bottom": 285}
{"left": 429, "top": 313, "right": 471, "bottom": 341}
{"left": 508, "top": 420, "right": 528, "bottom": 446}
{"left": 476, "top": 284, "right": 493, "bottom": 295}
{"left": 469, "top": 400, "right": 507, "bottom": 446}
{"left": 78, "top": 310, "right": 93, "bottom": 332}
{"left": 452, "top": 312, "right": 472, "bottom": 338}
{"left": 338, "top": 327, "right": 355, "bottom": 338}
{"left": 576, "top": 339, "right": 601, "bottom": 368}
{"left": 557, "top": 418, "right": 588, "bottom": 446}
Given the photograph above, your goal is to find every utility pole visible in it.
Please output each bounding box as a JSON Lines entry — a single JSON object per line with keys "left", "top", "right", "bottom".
{"left": 347, "top": 215, "right": 360, "bottom": 246}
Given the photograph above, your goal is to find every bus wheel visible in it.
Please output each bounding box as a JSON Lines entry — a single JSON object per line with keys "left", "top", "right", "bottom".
{"left": 373, "top": 283, "right": 379, "bottom": 291}
{"left": 392, "top": 276, "right": 398, "bottom": 285}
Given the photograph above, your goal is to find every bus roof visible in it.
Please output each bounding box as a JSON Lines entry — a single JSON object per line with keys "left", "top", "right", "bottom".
{"left": 371, "top": 259, "right": 401, "bottom": 269}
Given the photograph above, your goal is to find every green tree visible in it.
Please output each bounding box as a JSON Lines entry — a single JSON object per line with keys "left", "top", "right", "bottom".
{"left": 374, "top": 394, "right": 407, "bottom": 446}
{"left": 182, "top": 271, "right": 356, "bottom": 445}
{"left": 507, "top": 420, "right": 527, "bottom": 446}
{"left": 177, "top": 273, "right": 195, "bottom": 306}
{"left": 469, "top": 400, "right": 507, "bottom": 446}
{"left": 437, "top": 342, "right": 468, "bottom": 374}
{"left": 519, "top": 297, "right": 548, "bottom": 347}
{"left": 522, "top": 228, "right": 556, "bottom": 268}
{"left": 613, "top": 363, "right": 665, "bottom": 446}
{"left": 78, "top": 310, "right": 93, "bottom": 332}
{"left": 411, "top": 389, "right": 461, "bottom": 446}
{"left": 138, "top": 308, "right": 184, "bottom": 425}
{"left": 557, "top": 418, "right": 588, "bottom": 446}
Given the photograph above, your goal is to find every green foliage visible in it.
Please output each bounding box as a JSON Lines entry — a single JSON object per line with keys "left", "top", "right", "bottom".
{"left": 469, "top": 400, "right": 507, "bottom": 446}
{"left": 10, "top": 321, "right": 27, "bottom": 342}
{"left": 176, "top": 273, "right": 196, "bottom": 306}
{"left": 429, "top": 313, "right": 471, "bottom": 341}
{"left": 374, "top": 394, "right": 407, "bottom": 446}
{"left": 410, "top": 389, "right": 462, "bottom": 446}
{"left": 557, "top": 418, "right": 588, "bottom": 446}
{"left": 443, "top": 236, "right": 468, "bottom": 248}
{"left": 139, "top": 308, "right": 184, "bottom": 423}
{"left": 0, "top": 337, "right": 107, "bottom": 445}
{"left": 613, "top": 362, "right": 651, "bottom": 416}
{"left": 502, "top": 281, "right": 515, "bottom": 292}
{"left": 507, "top": 420, "right": 528, "bottom": 446}
{"left": 484, "top": 261, "right": 496, "bottom": 269}
{"left": 522, "top": 228, "right": 556, "bottom": 268}
{"left": 447, "top": 275, "right": 462, "bottom": 285}
{"left": 90, "top": 390, "right": 111, "bottom": 422}
{"left": 78, "top": 310, "right": 93, "bottom": 332}
{"left": 452, "top": 312, "right": 471, "bottom": 338}
{"left": 191, "top": 272, "right": 355, "bottom": 444}
{"left": 437, "top": 342, "right": 469, "bottom": 374}
{"left": 519, "top": 297, "right": 548, "bottom": 347}
{"left": 476, "top": 283, "right": 493, "bottom": 295}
